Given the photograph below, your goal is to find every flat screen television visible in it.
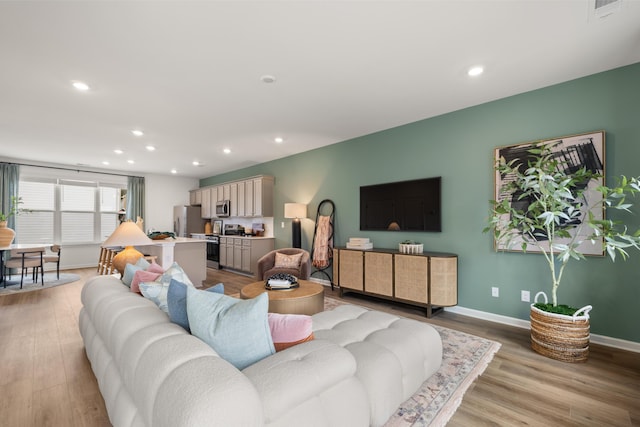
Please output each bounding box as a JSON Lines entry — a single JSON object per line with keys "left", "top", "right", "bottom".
{"left": 360, "top": 177, "right": 441, "bottom": 232}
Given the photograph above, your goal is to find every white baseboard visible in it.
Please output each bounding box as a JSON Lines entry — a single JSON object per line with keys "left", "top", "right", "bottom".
{"left": 445, "top": 305, "right": 640, "bottom": 353}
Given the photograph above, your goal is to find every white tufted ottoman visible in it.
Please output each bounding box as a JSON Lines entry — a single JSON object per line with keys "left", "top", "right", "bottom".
{"left": 312, "top": 304, "right": 443, "bottom": 427}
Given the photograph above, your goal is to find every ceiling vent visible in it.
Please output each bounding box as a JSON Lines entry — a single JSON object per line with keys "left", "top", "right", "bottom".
{"left": 593, "top": 0, "right": 622, "bottom": 18}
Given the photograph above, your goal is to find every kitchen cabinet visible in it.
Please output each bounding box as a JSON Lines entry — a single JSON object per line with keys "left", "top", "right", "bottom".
{"left": 236, "top": 182, "right": 246, "bottom": 217}
{"left": 218, "top": 237, "right": 274, "bottom": 278}
{"left": 241, "top": 240, "right": 251, "bottom": 272}
{"left": 335, "top": 247, "right": 457, "bottom": 317}
{"left": 188, "top": 175, "right": 274, "bottom": 218}
{"left": 189, "top": 189, "right": 201, "bottom": 206}
{"left": 233, "top": 238, "right": 242, "bottom": 270}
{"left": 201, "top": 187, "right": 212, "bottom": 218}
{"left": 245, "top": 176, "right": 274, "bottom": 217}
{"left": 229, "top": 183, "right": 238, "bottom": 217}
{"left": 244, "top": 180, "right": 254, "bottom": 216}
{"left": 219, "top": 237, "right": 227, "bottom": 266}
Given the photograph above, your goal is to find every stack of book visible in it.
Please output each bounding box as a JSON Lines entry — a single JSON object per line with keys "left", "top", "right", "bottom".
{"left": 267, "top": 278, "right": 295, "bottom": 289}
{"left": 346, "top": 237, "right": 373, "bottom": 250}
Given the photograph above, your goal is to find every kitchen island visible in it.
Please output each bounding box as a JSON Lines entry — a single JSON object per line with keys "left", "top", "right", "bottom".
{"left": 136, "top": 237, "right": 206, "bottom": 287}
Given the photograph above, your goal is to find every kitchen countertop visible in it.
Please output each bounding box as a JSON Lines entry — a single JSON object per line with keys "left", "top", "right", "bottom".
{"left": 144, "top": 237, "right": 206, "bottom": 245}
{"left": 191, "top": 233, "right": 273, "bottom": 240}
{"left": 219, "top": 235, "right": 274, "bottom": 240}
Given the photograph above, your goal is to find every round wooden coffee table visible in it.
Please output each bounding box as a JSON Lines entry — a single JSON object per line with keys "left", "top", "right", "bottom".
{"left": 240, "top": 279, "right": 325, "bottom": 315}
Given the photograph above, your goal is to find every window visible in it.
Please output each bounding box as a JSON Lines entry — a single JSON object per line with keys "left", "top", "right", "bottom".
{"left": 15, "top": 172, "right": 126, "bottom": 245}
{"left": 15, "top": 180, "right": 55, "bottom": 244}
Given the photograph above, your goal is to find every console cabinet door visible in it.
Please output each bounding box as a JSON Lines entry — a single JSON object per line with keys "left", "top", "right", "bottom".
{"left": 364, "top": 252, "right": 393, "bottom": 296}
{"left": 430, "top": 257, "right": 458, "bottom": 306}
{"left": 339, "top": 250, "right": 363, "bottom": 291}
{"left": 394, "top": 255, "right": 428, "bottom": 303}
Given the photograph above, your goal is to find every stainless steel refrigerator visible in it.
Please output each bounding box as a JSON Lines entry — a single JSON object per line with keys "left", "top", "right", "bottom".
{"left": 173, "top": 205, "right": 207, "bottom": 237}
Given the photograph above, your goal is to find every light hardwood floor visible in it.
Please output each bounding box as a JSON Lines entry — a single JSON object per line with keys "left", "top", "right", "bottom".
{"left": 1, "top": 267, "right": 638, "bottom": 426}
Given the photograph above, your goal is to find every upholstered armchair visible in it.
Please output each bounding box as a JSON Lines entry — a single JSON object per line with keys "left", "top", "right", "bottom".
{"left": 257, "top": 248, "right": 311, "bottom": 280}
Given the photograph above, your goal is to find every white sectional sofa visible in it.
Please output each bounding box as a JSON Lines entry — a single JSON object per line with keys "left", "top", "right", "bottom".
{"left": 79, "top": 274, "right": 442, "bottom": 427}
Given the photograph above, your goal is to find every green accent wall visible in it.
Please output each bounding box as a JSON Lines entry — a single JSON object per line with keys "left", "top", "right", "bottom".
{"left": 202, "top": 62, "right": 640, "bottom": 343}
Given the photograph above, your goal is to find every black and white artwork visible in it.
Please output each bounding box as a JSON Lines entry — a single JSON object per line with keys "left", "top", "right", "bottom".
{"left": 494, "top": 131, "right": 605, "bottom": 256}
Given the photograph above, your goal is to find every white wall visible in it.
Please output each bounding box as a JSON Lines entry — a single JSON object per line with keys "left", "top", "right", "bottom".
{"left": 143, "top": 173, "right": 199, "bottom": 233}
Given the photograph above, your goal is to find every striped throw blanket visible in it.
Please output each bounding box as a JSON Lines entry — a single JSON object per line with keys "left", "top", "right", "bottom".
{"left": 312, "top": 215, "right": 333, "bottom": 269}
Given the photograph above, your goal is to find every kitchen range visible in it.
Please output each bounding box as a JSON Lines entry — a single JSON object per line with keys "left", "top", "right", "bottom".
{"left": 193, "top": 222, "right": 273, "bottom": 277}
{"left": 192, "top": 223, "right": 259, "bottom": 270}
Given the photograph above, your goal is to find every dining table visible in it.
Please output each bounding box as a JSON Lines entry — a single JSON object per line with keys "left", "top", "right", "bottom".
{"left": 0, "top": 243, "right": 52, "bottom": 287}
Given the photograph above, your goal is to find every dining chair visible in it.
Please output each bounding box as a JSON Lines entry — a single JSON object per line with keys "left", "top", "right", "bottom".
{"left": 42, "top": 244, "right": 62, "bottom": 279}
{"left": 4, "top": 247, "right": 45, "bottom": 289}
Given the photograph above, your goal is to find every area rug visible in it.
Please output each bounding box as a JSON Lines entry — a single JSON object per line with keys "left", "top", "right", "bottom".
{"left": 0, "top": 272, "right": 81, "bottom": 295}
{"left": 324, "top": 296, "right": 501, "bottom": 427}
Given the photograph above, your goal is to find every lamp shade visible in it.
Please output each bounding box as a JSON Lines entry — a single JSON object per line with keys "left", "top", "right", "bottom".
{"left": 103, "top": 220, "right": 153, "bottom": 274}
{"left": 284, "top": 203, "right": 307, "bottom": 219}
{"left": 103, "top": 220, "right": 153, "bottom": 247}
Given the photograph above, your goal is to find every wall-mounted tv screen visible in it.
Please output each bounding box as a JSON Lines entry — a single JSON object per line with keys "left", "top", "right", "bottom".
{"left": 360, "top": 177, "right": 441, "bottom": 232}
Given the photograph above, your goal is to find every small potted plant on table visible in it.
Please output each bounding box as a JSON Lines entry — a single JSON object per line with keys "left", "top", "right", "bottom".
{"left": 0, "top": 196, "right": 24, "bottom": 247}
{"left": 485, "top": 141, "right": 640, "bottom": 362}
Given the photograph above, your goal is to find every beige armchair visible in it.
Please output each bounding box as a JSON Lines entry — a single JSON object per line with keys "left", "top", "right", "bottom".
{"left": 257, "top": 248, "right": 311, "bottom": 280}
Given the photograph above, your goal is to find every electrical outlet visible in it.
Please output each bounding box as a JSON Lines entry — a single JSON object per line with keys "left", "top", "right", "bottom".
{"left": 281, "top": 222, "right": 285, "bottom": 228}
{"left": 491, "top": 287, "right": 499, "bottom": 298}
{"left": 521, "top": 290, "right": 530, "bottom": 302}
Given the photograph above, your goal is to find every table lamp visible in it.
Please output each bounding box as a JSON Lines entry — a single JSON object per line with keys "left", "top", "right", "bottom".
{"left": 284, "top": 203, "right": 307, "bottom": 248}
{"left": 102, "top": 220, "right": 152, "bottom": 274}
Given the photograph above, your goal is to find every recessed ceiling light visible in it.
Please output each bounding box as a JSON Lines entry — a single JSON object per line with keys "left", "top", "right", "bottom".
{"left": 260, "top": 75, "right": 276, "bottom": 83}
{"left": 274, "top": 137, "right": 284, "bottom": 143}
{"left": 193, "top": 161, "right": 200, "bottom": 166}
{"left": 131, "top": 129, "right": 144, "bottom": 137}
{"left": 223, "top": 148, "right": 231, "bottom": 154}
{"left": 171, "top": 169, "right": 177, "bottom": 174}
{"left": 468, "top": 66, "right": 484, "bottom": 77}
{"left": 72, "top": 81, "right": 90, "bottom": 91}
{"left": 102, "top": 161, "right": 110, "bottom": 165}
{"left": 114, "top": 149, "right": 123, "bottom": 154}
{"left": 127, "top": 159, "right": 135, "bottom": 164}
{"left": 145, "top": 145, "right": 155, "bottom": 151}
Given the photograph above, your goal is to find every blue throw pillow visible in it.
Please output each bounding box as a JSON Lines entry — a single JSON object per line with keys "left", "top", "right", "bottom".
{"left": 122, "top": 263, "right": 143, "bottom": 287}
{"left": 187, "top": 288, "right": 275, "bottom": 370}
{"left": 168, "top": 279, "right": 224, "bottom": 332}
{"left": 135, "top": 256, "right": 151, "bottom": 270}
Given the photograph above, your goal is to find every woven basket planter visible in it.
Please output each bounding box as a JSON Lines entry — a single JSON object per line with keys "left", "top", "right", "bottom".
{"left": 530, "top": 292, "right": 591, "bottom": 363}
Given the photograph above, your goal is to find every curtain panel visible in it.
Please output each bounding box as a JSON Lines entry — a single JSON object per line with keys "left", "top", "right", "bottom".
{"left": 0, "top": 163, "right": 20, "bottom": 229}
{"left": 126, "top": 176, "right": 145, "bottom": 223}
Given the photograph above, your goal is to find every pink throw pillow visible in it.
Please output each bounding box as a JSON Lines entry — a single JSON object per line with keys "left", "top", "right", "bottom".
{"left": 131, "top": 270, "right": 161, "bottom": 293}
{"left": 267, "top": 313, "right": 314, "bottom": 352}
{"left": 147, "top": 262, "right": 164, "bottom": 274}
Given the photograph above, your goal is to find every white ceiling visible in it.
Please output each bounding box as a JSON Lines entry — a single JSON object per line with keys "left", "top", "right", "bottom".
{"left": 1, "top": 1, "right": 639, "bottom": 179}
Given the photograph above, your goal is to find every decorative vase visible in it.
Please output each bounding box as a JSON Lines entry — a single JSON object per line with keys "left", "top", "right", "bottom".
{"left": 530, "top": 292, "right": 591, "bottom": 363}
{"left": 0, "top": 220, "right": 16, "bottom": 247}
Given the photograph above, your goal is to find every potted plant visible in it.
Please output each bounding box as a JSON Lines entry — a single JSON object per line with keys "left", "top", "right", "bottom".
{"left": 485, "top": 141, "right": 640, "bottom": 362}
{"left": 0, "top": 196, "right": 24, "bottom": 246}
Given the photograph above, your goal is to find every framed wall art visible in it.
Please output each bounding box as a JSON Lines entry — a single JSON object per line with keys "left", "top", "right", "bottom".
{"left": 212, "top": 219, "right": 222, "bottom": 235}
{"left": 493, "top": 130, "right": 605, "bottom": 256}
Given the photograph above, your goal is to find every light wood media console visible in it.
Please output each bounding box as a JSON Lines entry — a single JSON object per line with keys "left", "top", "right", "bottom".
{"left": 333, "top": 247, "right": 457, "bottom": 317}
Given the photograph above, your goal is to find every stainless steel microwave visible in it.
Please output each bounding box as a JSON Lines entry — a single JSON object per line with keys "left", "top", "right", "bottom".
{"left": 216, "top": 200, "right": 230, "bottom": 217}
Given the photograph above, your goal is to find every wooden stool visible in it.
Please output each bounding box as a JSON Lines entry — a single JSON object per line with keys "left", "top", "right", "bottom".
{"left": 97, "top": 247, "right": 119, "bottom": 275}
